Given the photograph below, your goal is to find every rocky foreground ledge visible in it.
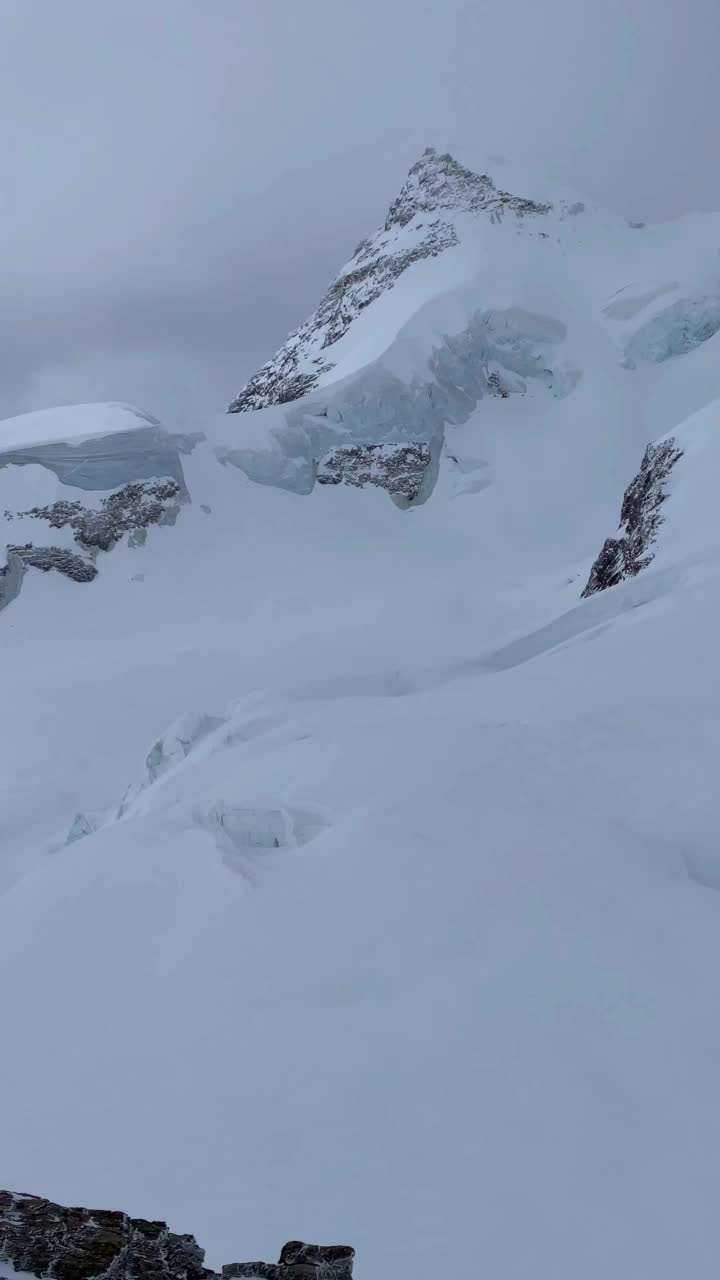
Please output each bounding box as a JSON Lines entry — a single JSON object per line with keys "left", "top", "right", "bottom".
{"left": 0, "top": 1192, "right": 354, "bottom": 1280}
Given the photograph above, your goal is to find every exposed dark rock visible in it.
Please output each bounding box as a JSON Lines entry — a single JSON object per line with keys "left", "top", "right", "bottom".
{"left": 1, "top": 478, "right": 184, "bottom": 617}
{"left": 222, "top": 1242, "right": 354, "bottom": 1280}
{"left": 0, "top": 542, "right": 96, "bottom": 616}
{"left": 222, "top": 1265, "right": 279, "bottom": 1280}
{"left": 384, "top": 147, "right": 551, "bottom": 232}
{"left": 316, "top": 442, "right": 432, "bottom": 502}
{"left": 316, "top": 219, "right": 459, "bottom": 352}
{"left": 485, "top": 371, "right": 510, "bottom": 398}
{"left": 0, "top": 1191, "right": 208, "bottom": 1280}
{"left": 232, "top": 367, "right": 333, "bottom": 414}
{"left": 278, "top": 1241, "right": 354, "bottom": 1280}
{"left": 19, "top": 479, "right": 181, "bottom": 552}
{"left": 582, "top": 438, "right": 684, "bottom": 596}
{"left": 228, "top": 148, "right": 550, "bottom": 413}
{"left": 2, "top": 544, "right": 97, "bottom": 584}
{"left": 0, "top": 1193, "right": 354, "bottom": 1280}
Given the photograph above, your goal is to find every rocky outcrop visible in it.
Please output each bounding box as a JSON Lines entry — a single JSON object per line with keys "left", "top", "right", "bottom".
{"left": 316, "top": 442, "right": 432, "bottom": 503}
{"left": 0, "top": 543, "right": 98, "bottom": 613}
{"left": 0, "top": 1191, "right": 208, "bottom": 1280}
{"left": 582, "top": 438, "right": 684, "bottom": 596}
{"left": 384, "top": 147, "right": 550, "bottom": 231}
{"left": 0, "top": 1192, "right": 354, "bottom": 1280}
{"left": 5, "top": 544, "right": 98, "bottom": 582}
{"left": 228, "top": 148, "right": 551, "bottom": 412}
{"left": 0, "top": 478, "right": 184, "bottom": 617}
{"left": 11, "top": 479, "right": 182, "bottom": 552}
{"left": 227, "top": 219, "right": 458, "bottom": 414}
{"left": 223, "top": 1242, "right": 355, "bottom": 1280}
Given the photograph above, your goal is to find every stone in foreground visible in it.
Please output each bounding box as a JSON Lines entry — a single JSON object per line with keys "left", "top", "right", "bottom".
{"left": 223, "top": 1242, "right": 355, "bottom": 1280}
{"left": 0, "top": 1191, "right": 355, "bottom": 1280}
{"left": 0, "top": 1191, "right": 207, "bottom": 1280}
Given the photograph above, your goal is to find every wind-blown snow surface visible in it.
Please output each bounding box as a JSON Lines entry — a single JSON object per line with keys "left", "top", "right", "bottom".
{"left": 3, "top": 412, "right": 720, "bottom": 1278}
{"left": 0, "top": 402, "right": 161, "bottom": 450}
{"left": 5, "top": 163, "right": 720, "bottom": 1277}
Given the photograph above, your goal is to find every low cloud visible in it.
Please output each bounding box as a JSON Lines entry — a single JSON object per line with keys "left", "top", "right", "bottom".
{"left": 0, "top": 0, "right": 717, "bottom": 423}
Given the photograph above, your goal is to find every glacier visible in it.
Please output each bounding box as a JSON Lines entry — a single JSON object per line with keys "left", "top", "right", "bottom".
{"left": 623, "top": 292, "right": 720, "bottom": 365}
{"left": 4, "top": 149, "right": 720, "bottom": 1280}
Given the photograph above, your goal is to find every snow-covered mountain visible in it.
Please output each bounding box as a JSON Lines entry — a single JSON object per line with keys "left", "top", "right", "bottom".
{"left": 228, "top": 148, "right": 553, "bottom": 411}
{"left": 221, "top": 145, "right": 720, "bottom": 525}
{"left": 4, "top": 149, "right": 720, "bottom": 1280}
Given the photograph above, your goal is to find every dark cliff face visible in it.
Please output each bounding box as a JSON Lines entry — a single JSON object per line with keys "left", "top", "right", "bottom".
{"left": 0, "top": 1192, "right": 354, "bottom": 1280}
{"left": 582, "top": 438, "right": 684, "bottom": 597}
{"left": 0, "top": 1191, "right": 208, "bottom": 1280}
{"left": 228, "top": 148, "right": 551, "bottom": 414}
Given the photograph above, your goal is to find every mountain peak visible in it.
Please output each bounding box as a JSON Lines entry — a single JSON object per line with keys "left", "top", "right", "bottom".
{"left": 228, "top": 148, "right": 552, "bottom": 413}
{"left": 384, "top": 146, "right": 550, "bottom": 231}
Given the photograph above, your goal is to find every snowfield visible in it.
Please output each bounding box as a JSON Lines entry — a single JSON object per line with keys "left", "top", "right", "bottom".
{"left": 3, "top": 150, "right": 720, "bottom": 1280}
{"left": 0, "top": 401, "right": 161, "bottom": 450}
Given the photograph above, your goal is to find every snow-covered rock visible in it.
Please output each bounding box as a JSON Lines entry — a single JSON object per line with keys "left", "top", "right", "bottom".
{"left": 14, "top": 479, "right": 183, "bottom": 552}
{"left": 582, "top": 438, "right": 684, "bottom": 594}
{"left": 219, "top": 147, "right": 720, "bottom": 506}
{"left": 316, "top": 442, "right": 433, "bottom": 503}
{"left": 228, "top": 148, "right": 551, "bottom": 412}
{"left": 583, "top": 396, "right": 720, "bottom": 593}
{"left": 0, "top": 1191, "right": 208, "bottom": 1280}
{"left": 0, "top": 403, "right": 193, "bottom": 614}
{"left": 222, "top": 1242, "right": 355, "bottom": 1280}
{"left": 6, "top": 543, "right": 98, "bottom": 583}
{"left": 8, "top": 150, "right": 720, "bottom": 1280}
{"left": 0, "top": 1191, "right": 354, "bottom": 1280}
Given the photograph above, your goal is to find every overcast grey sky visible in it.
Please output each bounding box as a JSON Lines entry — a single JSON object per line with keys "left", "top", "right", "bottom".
{"left": 0, "top": 0, "right": 717, "bottom": 423}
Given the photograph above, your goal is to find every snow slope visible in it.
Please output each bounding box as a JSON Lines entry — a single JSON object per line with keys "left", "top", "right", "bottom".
{"left": 4, "top": 151, "right": 720, "bottom": 1280}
